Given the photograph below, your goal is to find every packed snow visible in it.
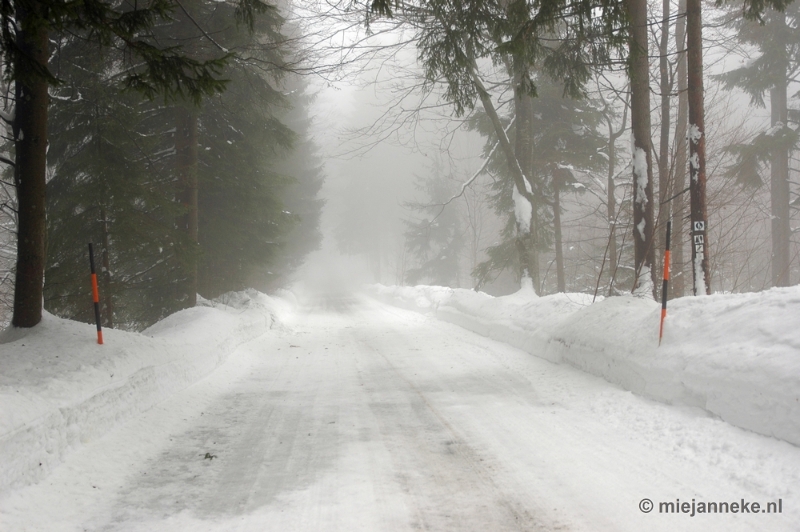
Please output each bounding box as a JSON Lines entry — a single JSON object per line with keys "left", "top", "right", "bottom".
{"left": 693, "top": 253, "right": 709, "bottom": 296}
{"left": 0, "top": 286, "right": 798, "bottom": 531}
{"left": 0, "top": 289, "right": 291, "bottom": 494}
{"left": 632, "top": 146, "right": 648, "bottom": 207}
{"left": 370, "top": 283, "right": 800, "bottom": 446}
{"left": 513, "top": 179, "right": 533, "bottom": 230}
{"left": 689, "top": 123, "right": 703, "bottom": 144}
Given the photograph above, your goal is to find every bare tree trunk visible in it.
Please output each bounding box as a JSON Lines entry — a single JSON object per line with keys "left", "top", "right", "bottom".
{"left": 11, "top": 0, "right": 49, "bottom": 327}
{"left": 625, "top": 0, "right": 656, "bottom": 295}
{"left": 93, "top": 103, "right": 114, "bottom": 328}
{"left": 175, "top": 106, "right": 199, "bottom": 307}
{"left": 553, "top": 170, "right": 565, "bottom": 292}
{"left": 470, "top": 71, "right": 530, "bottom": 203}
{"left": 604, "top": 103, "right": 626, "bottom": 296}
{"left": 655, "top": 0, "right": 672, "bottom": 290}
{"left": 100, "top": 207, "right": 114, "bottom": 328}
{"left": 769, "top": 12, "right": 791, "bottom": 287}
{"left": 672, "top": 0, "right": 688, "bottom": 298}
{"left": 606, "top": 136, "right": 618, "bottom": 293}
{"left": 686, "top": 0, "right": 711, "bottom": 295}
{"left": 470, "top": 65, "right": 539, "bottom": 288}
{"left": 514, "top": 74, "right": 540, "bottom": 288}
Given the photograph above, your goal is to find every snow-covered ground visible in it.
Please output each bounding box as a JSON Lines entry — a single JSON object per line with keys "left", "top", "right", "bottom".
{"left": 371, "top": 282, "right": 800, "bottom": 447}
{"left": 1, "top": 287, "right": 799, "bottom": 531}
{"left": 0, "top": 290, "right": 290, "bottom": 494}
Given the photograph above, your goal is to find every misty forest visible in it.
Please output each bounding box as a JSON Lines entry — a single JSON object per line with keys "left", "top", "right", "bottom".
{"left": 1, "top": 0, "right": 800, "bottom": 530}
{"left": 0, "top": 0, "right": 798, "bottom": 330}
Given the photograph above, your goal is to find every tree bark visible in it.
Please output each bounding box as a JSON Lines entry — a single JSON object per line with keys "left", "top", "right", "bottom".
{"left": 470, "top": 66, "right": 539, "bottom": 288}
{"left": 769, "top": 12, "right": 791, "bottom": 287}
{"left": 553, "top": 170, "right": 565, "bottom": 292}
{"left": 100, "top": 207, "right": 114, "bottom": 328}
{"left": 470, "top": 71, "right": 530, "bottom": 204}
{"left": 655, "top": 0, "right": 672, "bottom": 290}
{"left": 175, "top": 106, "right": 199, "bottom": 307}
{"left": 604, "top": 104, "right": 626, "bottom": 296}
{"left": 625, "top": 0, "right": 656, "bottom": 295}
{"left": 672, "top": 0, "right": 688, "bottom": 298}
{"left": 11, "top": 0, "right": 49, "bottom": 328}
{"left": 512, "top": 61, "right": 540, "bottom": 288}
{"left": 686, "top": 0, "right": 711, "bottom": 295}
{"left": 606, "top": 119, "right": 618, "bottom": 295}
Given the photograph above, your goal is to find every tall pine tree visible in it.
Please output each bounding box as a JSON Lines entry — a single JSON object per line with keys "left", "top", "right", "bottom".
{"left": 720, "top": 5, "right": 800, "bottom": 287}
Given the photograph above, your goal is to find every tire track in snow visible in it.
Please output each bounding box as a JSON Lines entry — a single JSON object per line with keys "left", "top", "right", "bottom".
{"left": 346, "top": 305, "right": 554, "bottom": 532}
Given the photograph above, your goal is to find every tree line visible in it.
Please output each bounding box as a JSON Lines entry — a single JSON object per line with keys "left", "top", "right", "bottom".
{"left": 1, "top": 0, "right": 323, "bottom": 329}
{"left": 328, "top": 0, "right": 796, "bottom": 297}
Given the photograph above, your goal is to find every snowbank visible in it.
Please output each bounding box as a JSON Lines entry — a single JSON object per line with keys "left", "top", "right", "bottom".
{"left": 0, "top": 289, "right": 289, "bottom": 494}
{"left": 369, "top": 284, "right": 800, "bottom": 447}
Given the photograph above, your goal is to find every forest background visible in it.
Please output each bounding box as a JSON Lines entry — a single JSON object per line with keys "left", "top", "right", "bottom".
{"left": 0, "top": 0, "right": 797, "bottom": 330}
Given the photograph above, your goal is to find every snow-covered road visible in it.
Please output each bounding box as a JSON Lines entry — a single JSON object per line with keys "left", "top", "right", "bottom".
{"left": 3, "top": 294, "right": 799, "bottom": 531}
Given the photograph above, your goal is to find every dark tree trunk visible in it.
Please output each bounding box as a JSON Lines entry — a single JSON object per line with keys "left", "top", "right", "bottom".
{"left": 604, "top": 105, "right": 626, "bottom": 296}
{"left": 11, "top": 0, "right": 49, "bottom": 328}
{"left": 513, "top": 69, "right": 540, "bottom": 288}
{"left": 470, "top": 63, "right": 538, "bottom": 290}
{"left": 100, "top": 208, "right": 114, "bottom": 328}
{"left": 553, "top": 170, "right": 565, "bottom": 292}
{"left": 687, "top": 0, "right": 711, "bottom": 295}
{"left": 672, "top": 0, "right": 688, "bottom": 298}
{"left": 655, "top": 0, "right": 672, "bottom": 290}
{"left": 175, "top": 106, "right": 199, "bottom": 307}
{"left": 769, "top": 13, "right": 791, "bottom": 287}
{"left": 508, "top": 2, "right": 540, "bottom": 289}
{"left": 606, "top": 120, "right": 618, "bottom": 295}
{"left": 625, "top": 0, "right": 656, "bottom": 295}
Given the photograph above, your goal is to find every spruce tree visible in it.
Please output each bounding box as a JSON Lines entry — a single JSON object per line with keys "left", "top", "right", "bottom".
{"left": 473, "top": 77, "right": 605, "bottom": 293}
{"left": 41, "top": 1, "right": 323, "bottom": 328}
{"left": 259, "top": 86, "right": 325, "bottom": 291}
{"left": 45, "top": 37, "right": 197, "bottom": 329}
{"left": 719, "top": 5, "right": 800, "bottom": 287}
{"left": 1, "top": 0, "right": 260, "bottom": 326}
{"left": 403, "top": 161, "right": 467, "bottom": 287}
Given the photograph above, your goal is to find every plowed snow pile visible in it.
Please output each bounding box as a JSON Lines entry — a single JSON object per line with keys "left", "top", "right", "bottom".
{"left": 0, "top": 289, "right": 291, "bottom": 493}
{"left": 370, "top": 283, "right": 800, "bottom": 447}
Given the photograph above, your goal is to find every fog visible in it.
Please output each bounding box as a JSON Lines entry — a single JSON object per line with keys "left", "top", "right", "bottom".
{"left": 286, "top": 1, "right": 798, "bottom": 301}
{"left": 2, "top": 2, "right": 800, "bottom": 529}
{"left": 297, "top": 47, "right": 494, "bottom": 294}
{"left": 0, "top": 0, "right": 797, "bottom": 329}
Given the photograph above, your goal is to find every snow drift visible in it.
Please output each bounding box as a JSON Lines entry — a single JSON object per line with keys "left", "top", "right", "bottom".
{"left": 369, "top": 284, "right": 800, "bottom": 447}
{"left": 0, "top": 289, "right": 289, "bottom": 494}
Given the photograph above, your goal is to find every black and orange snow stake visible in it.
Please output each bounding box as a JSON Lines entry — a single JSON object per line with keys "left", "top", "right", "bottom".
{"left": 658, "top": 221, "right": 672, "bottom": 346}
{"left": 88, "top": 243, "right": 104, "bottom": 345}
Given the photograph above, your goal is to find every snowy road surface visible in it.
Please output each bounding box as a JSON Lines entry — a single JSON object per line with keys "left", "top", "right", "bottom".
{"left": 2, "top": 294, "right": 799, "bottom": 531}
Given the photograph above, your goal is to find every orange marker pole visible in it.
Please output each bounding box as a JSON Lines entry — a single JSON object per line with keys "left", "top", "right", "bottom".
{"left": 88, "top": 243, "right": 104, "bottom": 344}
{"left": 659, "top": 221, "right": 672, "bottom": 346}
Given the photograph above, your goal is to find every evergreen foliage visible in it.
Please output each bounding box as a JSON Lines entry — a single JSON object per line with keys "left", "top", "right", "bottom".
{"left": 260, "top": 87, "right": 325, "bottom": 290}
{"left": 724, "top": 126, "right": 799, "bottom": 187}
{"left": 473, "top": 77, "right": 606, "bottom": 292}
{"left": 194, "top": 80, "right": 296, "bottom": 298}
{"left": 719, "top": 4, "right": 800, "bottom": 182}
{"left": 0, "top": 0, "right": 246, "bottom": 106}
{"left": 1, "top": 0, "right": 272, "bottom": 326}
{"left": 718, "top": 5, "right": 799, "bottom": 286}
{"left": 45, "top": 36, "right": 193, "bottom": 328}
{"left": 370, "top": 0, "right": 628, "bottom": 104}
{"left": 39, "top": 1, "right": 324, "bottom": 329}
{"left": 403, "top": 162, "right": 466, "bottom": 286}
